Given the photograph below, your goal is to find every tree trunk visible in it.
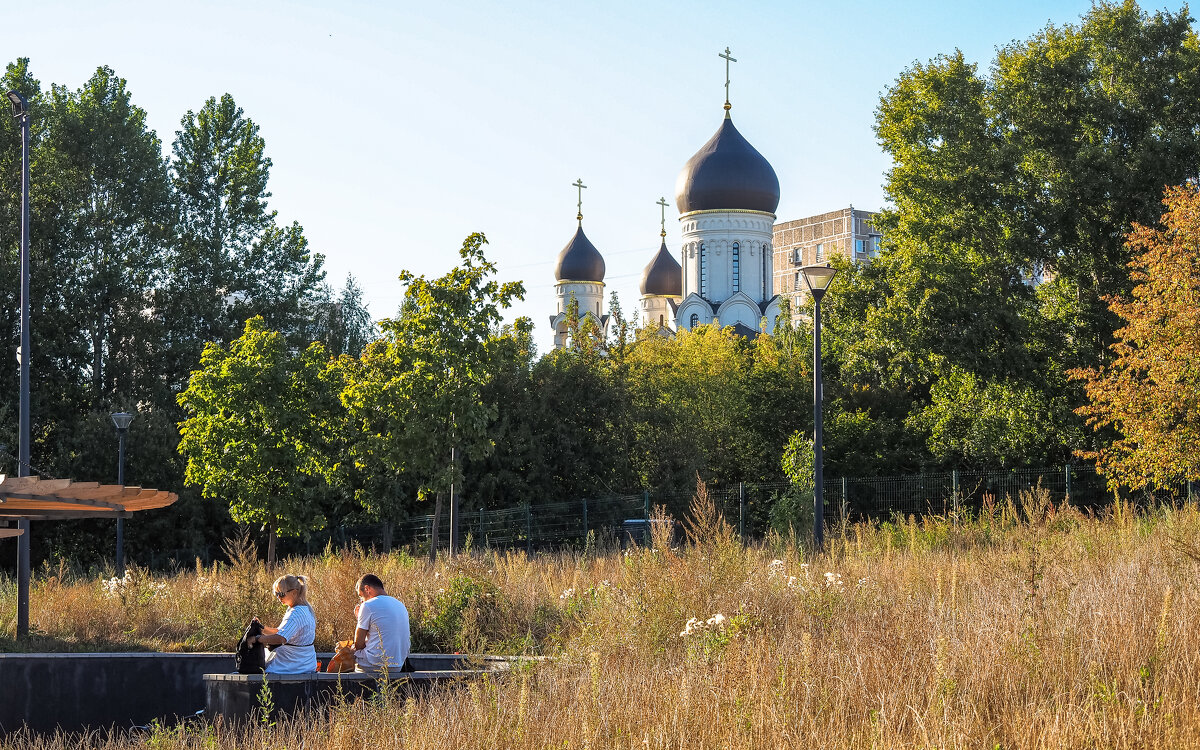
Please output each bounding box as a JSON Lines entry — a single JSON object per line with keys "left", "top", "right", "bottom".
{"left": 429, "top": 492, "right": 443, "bottom": 563}
{"left": 267, "top": 522, "right": 277, "bottom": 568}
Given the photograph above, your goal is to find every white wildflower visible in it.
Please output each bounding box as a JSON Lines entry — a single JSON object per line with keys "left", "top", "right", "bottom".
{"left": 559, "top": 588, "right": 576, "bottom": 600}
{"left": 706, "top": 613, "right": 728, "bottom": 630}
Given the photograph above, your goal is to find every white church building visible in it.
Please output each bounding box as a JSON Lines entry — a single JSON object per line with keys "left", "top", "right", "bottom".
{"left": 551, "top": 50, "right": 785, "bottom": 345}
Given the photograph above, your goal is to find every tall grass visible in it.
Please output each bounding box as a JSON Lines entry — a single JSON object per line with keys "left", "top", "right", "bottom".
{"left": 5, "top": 486, "right": 1200, "bottom": 748}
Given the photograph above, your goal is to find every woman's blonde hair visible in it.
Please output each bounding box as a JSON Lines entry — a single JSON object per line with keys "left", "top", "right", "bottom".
{"left": 273, "top": 574, "right": 311, "bottom": 608}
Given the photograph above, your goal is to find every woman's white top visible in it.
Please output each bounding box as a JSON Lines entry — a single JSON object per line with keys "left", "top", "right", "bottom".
{"left": 264, "top": 603, "right": 318, "bottom": 674}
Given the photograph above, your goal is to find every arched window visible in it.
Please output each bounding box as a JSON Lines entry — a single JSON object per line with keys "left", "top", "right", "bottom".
{"left": 690, "top": 313, "right": 699, "bottom": 329}
{"left": 732, "top": 242, "right": 740, "bottom": 293}
{"left": 699, "top": 244, "right": 707, "bottom": 298}
{"left": 659, "top": 314, "right": 664, "bottom": 326}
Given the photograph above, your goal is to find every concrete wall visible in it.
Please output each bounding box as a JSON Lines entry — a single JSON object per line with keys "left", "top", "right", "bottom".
{"left": 0, "top": 652, "right": 509, "bottom": 734}
{"left": 0, "top": 652, "right": 231, "bottom": 734}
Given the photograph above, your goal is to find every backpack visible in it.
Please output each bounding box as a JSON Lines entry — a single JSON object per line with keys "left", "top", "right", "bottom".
{"left": 235, "top": 619, "right": 268, "bottom": 674}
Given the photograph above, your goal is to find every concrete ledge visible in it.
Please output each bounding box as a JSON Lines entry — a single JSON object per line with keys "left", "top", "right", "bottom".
{"left": 0, "top": 652, "right": 524, "bottom": 734}
{"left": 204, "top": 669, "right": 497, "bottom": 723}
{"left": 0, "top": 652, "right": 229, "bottom": 734}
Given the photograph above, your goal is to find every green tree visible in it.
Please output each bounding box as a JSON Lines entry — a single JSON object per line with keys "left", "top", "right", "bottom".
{"left": 341, "top": 233, "right": 524, "bottom": 534}
{"left": 163, "top": 94, "right": 325, "bottom": 390}
{"left": 48, "top": 66, "right": 173, "bottom": 406}
{"left": 177, "top": 316, "right": 337, "bottom": 564}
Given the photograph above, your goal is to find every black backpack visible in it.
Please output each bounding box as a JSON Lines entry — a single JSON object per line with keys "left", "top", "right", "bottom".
{"left": 235, "top": 620, "right": 267, "bottom": 674}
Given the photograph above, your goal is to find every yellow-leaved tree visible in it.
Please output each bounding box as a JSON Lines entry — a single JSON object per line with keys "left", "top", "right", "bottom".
{"left": 1072, "top": 184, "right": 1200, "bottom": 490}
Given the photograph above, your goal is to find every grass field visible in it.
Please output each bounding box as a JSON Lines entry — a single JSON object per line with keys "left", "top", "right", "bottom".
{"left": 3, "top": 485, "right": 1199, "bottom": 749}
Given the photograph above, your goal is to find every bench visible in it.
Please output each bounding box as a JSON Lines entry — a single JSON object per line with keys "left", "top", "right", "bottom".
{"left": 204, "top": 654, "right": 521, "bottom": 723}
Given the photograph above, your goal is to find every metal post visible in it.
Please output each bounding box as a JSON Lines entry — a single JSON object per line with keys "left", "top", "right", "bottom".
{"left": 448, "top": 444, "right": 458, "bottom": 557}
{"left": 952, "top": 469, "right": 960, "bottom": 515}
{"left": 582, "top": 497, "right": 588, "bottom": 536}
{"left": 813, "top": 293, "right": 825, "bottom": 549}
{"left": 525, "top": 504, "right": 532, "bottom": 557}
{"left": 116, "top": 429, "right": 126, "bottom": 577}
{"left": 738, "top": 482, "right": 745, "bottom": 543}
{"left": 841, "top": 476, "right": 849, "bottom": 523}
{"left": 643, "top": 490, "right": 649, "bottom": 521}
{"left": 11, "top": 91, "right": 31, "bottom": 639}
{"left": 1064, "top": 464, "right": 1072, "bottom": 501}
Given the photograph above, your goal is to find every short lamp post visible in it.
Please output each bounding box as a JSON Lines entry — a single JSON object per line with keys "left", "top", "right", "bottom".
{"left": 111, "top": 411, "right": 133, "bottom": 577}
{"left": 8, "top": 89, "right": 31, "bottom": 638}
{"left": 800, "top": 263, "right": 838, "bottom": 550}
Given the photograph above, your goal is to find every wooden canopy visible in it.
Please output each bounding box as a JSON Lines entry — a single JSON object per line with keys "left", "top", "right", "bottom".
{"left": 0, "top": 475, "right": 177, "bottom": 521}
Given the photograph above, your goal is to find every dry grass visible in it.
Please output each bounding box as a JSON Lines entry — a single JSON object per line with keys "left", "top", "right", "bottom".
{"left": 5, "top": 486, "right": 1200, "bottom": 748}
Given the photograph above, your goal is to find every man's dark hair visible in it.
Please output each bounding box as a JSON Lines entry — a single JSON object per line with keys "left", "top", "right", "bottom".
{"left": 358, "top": 574, "right": 385, "bottom": 591}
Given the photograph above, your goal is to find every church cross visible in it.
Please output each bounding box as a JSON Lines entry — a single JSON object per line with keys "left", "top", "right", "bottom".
{"left": 720, "top": 47, "right": 737, "bottom": 112}
{"left": 657, "top": 196, "right": 669, "bottom": 237}
{"left": 573, "top": 178, "right": 587, "bottom": 223}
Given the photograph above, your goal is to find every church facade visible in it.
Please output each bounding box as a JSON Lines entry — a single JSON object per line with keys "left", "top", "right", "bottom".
{"left": 550, "top": 51, "right": 793, "bottom": 346}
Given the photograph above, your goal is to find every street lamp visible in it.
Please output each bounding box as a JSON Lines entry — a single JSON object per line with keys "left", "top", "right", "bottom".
{"left": 8, "top": 90, "right": 31, "bottom": 637}
{"left": 111, "top": 412, "right": 133, "bottom": 577}
{"left": 800, "top": 263, "right": 838, "bottom": 549}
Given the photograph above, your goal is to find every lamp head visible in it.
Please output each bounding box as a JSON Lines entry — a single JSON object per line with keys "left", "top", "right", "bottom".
{"left": 6, "top": 91, "right": 27, "bottom": 117}
{"left": 111, "top": 411, "right": 134, "bottom": 431}
{"left": 800, "top": 263, "right": 839, "bottom": 300}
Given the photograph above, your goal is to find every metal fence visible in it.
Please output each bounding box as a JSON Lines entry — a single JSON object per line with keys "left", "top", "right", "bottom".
{"left": 288, "top": 463, "right": 1178, "bottom": 557}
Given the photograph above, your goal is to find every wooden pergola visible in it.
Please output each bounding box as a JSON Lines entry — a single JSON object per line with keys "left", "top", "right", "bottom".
{"left": 1, "top": 475, "right": 178, "bottom": 636}
{"left": 0, "top": 475, "right": 177, "bottom": 521}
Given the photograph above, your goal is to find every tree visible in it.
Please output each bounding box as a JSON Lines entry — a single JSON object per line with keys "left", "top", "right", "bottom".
{"left": 340, "top": 233, "right": 524, "bottom": 535}
{"left": 306, "top": 274, "right": 376, "bottom": 358}
{"left": 177, "top": 316, "right": 337, "bottom": 563}
{"left": 48, "top": 66, "right": 172, "bottom": 406}
{"left": 1072, "top": 183, "right": 1200, "bottom": 490}
{"left": 163, "top": 94, "right": 325, "bottom": 391}
{"left": 841, "top": 1, "right": 1200, "bottom": 470}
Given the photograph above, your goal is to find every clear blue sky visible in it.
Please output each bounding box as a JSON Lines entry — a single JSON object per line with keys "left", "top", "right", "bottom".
{"left": 13, "top": 0, "right": 1107, "bottom": 353}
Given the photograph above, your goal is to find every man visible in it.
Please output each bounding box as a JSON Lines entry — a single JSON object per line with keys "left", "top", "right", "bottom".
{"left": 353, "top": 573, "right": 411, "bottom": 675}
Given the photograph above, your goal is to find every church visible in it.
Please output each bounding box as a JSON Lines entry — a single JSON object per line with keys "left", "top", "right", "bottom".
{"left": 550, "top": 48, "right": 786, "bottom": 347}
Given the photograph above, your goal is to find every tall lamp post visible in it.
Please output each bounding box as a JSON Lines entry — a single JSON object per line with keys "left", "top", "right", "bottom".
{"left": 800, "top": 263, "right": 838, "bottom": 550}
{"left": 111, "top": 412, "right": 133, "bottom": 577}
{"left": 8, "top": 90, "right": 31, "bottom": 637}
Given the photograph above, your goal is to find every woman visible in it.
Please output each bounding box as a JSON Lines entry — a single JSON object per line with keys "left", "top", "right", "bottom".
{"left": 250, "top": 574, "right": 318, "bottom": 674}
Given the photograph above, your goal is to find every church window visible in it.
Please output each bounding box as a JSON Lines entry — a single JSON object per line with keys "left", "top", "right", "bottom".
{"left": 690, "top": 313, "right": 699, "bottom": 328}
{"left": 815, "top": 243, "right": 825, "bottom": 262}
{"left": 699, "top": 244, "right": 708, "bottom": 298}
{"left": 732, "top": 243, "right": 740, "bottom": 293}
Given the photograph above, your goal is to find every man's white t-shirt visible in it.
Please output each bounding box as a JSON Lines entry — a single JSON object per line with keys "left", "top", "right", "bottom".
{"left": 355, "top": 594, "right": 410, "bottom": 673}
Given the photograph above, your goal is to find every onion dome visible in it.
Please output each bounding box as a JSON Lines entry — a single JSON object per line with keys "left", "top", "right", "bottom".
{"left": 554, "top": 226, "right": 606, "bottom": 282}
{"left": 674, "top": 117, "right": 779, "bottom": 214}
{"left": 640, "top": 240, "right": 682, "bottom": 297}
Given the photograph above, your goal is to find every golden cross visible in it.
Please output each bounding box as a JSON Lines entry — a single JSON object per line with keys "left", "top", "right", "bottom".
{"left": 573, "top": 178, "right": 587, "bottom": 223}
{"left": 657, "top": 197, "right": 669, "bottom": 238}
{"left": 720, "top": 47, "right": 737, "bottom": 111}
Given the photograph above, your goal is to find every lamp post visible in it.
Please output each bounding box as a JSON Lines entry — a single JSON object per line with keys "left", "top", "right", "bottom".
{"left": 8, "top": 90, "right": 31, "bottom": 637}
{"left": 111, "top": 412, "right": 133, "bottom": 577}
{"left": 800, "top": 263, "right": 838, "bottom": 550}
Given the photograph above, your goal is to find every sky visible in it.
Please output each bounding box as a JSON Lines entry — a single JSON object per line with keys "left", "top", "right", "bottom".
{"left": 10, "top": 0, "right": 1107, "bottom": 354}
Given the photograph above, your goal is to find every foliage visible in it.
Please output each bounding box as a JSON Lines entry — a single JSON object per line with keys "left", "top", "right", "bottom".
{"left": 341, "top": 233, "right": 524, "bottom": 518}
{"left": 1073, "top": 183, "right": 1200, "bottom": 490}
{"left": 177, "top": 317, "right": 338, "bottom": 561}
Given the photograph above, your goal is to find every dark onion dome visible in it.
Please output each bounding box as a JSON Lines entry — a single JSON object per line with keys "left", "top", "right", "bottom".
{"left": 554, "top": 225, "right": 606, "bottom": 282}
{"left": 640, "top": 240, "right": 682, "bottom": 297}
{"left": 675, "top": 117, "right": 780, "bottom": 214}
